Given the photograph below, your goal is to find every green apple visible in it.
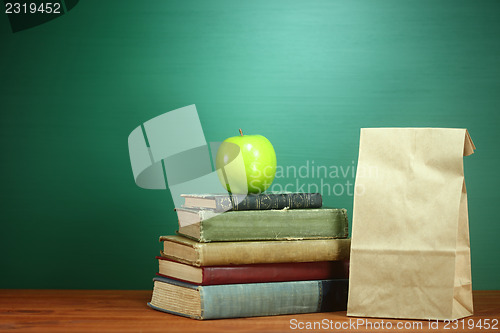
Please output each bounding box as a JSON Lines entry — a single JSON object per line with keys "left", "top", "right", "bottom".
{"left": 216, "top": 129, "right": 277, "bottom": 194}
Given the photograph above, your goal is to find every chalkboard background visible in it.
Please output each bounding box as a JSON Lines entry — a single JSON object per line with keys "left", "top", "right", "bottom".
{"left": 1, "top": 0, "right": 499, "bottom": 290}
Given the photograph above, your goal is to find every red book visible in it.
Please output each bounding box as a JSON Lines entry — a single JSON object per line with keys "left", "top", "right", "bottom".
{"left": 156, "top": 257, "right": 349, "bottom": 285}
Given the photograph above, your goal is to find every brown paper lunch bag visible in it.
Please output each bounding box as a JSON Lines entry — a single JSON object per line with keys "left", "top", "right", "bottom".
{"left": 347, "top": 128, "right": 475, "bottom": 320}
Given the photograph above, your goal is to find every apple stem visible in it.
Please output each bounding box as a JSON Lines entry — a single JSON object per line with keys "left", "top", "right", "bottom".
{"left": 239, "top": 128, "right": 243, "bottom": 136}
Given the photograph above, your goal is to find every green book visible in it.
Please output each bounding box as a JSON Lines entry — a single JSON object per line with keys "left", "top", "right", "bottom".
{"left": 176, "top": 208, "right": 348, "bottom": 242}
{"left": 148, "top": 276, "right": 349, "bottom": 320}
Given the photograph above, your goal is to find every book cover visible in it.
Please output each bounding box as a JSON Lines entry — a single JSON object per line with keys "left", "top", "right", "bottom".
{"left": 148, "top": 276, "right": 349, "bottom": 320}
{"left": 176, "top": 208, "right": 349, "bottom": 242}
{"left": 160, "top": 235, "right": 351, "bottom": 267}
{"left": 157, "top": 257, "right": 349, "bottom": 285}
{"left": 182, "top": 192, "right": 322, "bottom": 212}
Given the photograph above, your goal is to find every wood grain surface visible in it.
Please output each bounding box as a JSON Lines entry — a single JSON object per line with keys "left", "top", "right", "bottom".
{"left": 0, "top": 289, "right": 498, "bottom": 332}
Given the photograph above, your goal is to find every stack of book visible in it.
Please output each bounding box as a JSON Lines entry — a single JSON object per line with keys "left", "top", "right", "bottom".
{"left": 148, "top": 193, "right": 351, "bottom": 320}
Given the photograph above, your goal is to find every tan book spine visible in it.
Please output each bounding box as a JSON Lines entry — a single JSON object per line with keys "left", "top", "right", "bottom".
{"left": 160, "top": 235, "right": 350, "bottom": 267}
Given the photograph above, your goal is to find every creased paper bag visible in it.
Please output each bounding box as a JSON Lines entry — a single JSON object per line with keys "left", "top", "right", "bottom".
{"left": 347, "top": 128, "right": 475, "bottom": 320}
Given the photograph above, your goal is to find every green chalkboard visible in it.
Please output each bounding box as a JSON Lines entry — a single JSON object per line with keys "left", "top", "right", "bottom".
{"left": 0, "top": 0, "right": 499, "bottom": 290}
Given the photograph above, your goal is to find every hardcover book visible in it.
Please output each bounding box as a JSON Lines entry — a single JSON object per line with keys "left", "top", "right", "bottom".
{"left": 157, "top": 257, "right": 350, "bottom": 285}
{"left": 148, "top": 276, "right": 349, "bottom": 320}
{"left": 176, "top": 208, "right": 349, "bottom": 242}
{"left": 181, "top": 192, "right": 322, "bottom": 212}
{"left": 160, "top": 235, "right": 351, "bottom": 267}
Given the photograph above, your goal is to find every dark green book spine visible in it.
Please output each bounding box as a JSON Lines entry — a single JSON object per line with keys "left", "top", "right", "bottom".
{"left": 216, "top": 193, "right": 322, "bottom": 212}
{"left": 180, "top": 208, "right": 349, "bottom": 242}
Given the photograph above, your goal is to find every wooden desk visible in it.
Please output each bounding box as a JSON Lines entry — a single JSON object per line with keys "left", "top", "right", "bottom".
{"left": 0, "top": 290, "right": 498, "bottom": 332}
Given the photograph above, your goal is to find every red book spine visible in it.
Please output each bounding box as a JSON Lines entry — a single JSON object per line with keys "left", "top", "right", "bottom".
{"left": 202, "top": 261, "right": 349, "bottom": 285}
{"left": 157, "top": 257, "right": 349, "bottom": 285}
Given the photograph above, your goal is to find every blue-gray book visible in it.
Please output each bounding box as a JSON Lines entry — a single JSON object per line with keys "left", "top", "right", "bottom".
{"left": 148, "top": 276, "right": 348, "bottom": 320}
